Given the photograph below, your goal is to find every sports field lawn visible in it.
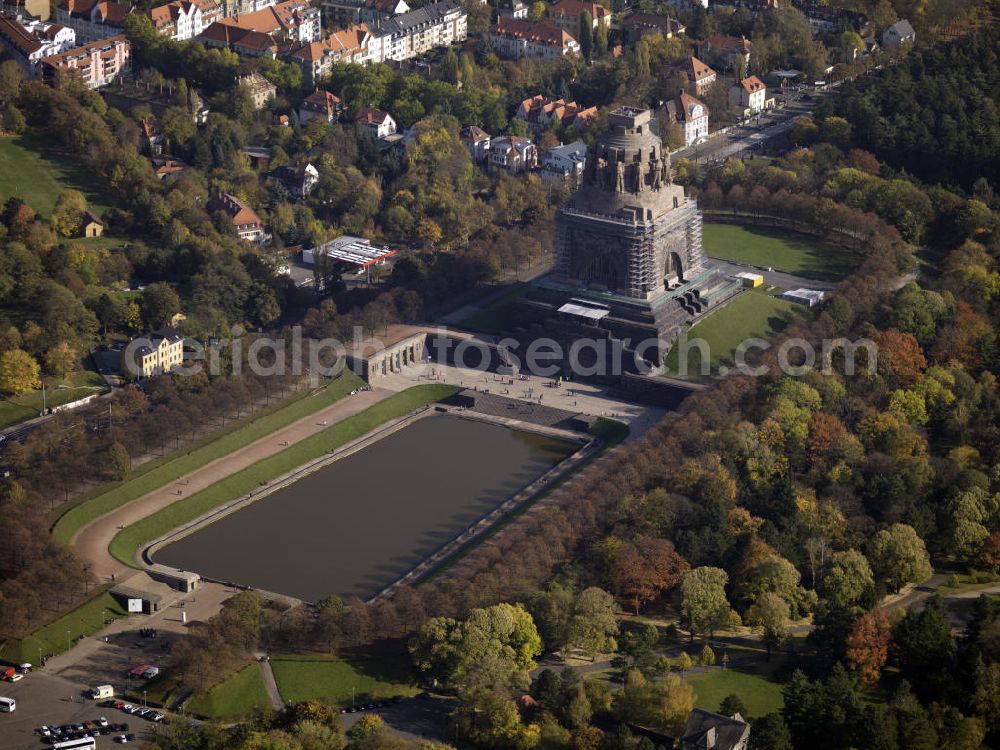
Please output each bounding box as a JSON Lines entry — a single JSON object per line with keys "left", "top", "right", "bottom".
{"left": 664, "top": 290, "right": 803, "bottom": 375}
{"left": 0, "top": 134, "right": 112, "bottom": 218}
{"left": 188, "top": 663, "right": 270, "bottom": 719}
{"left": 107, "top": 383, "right": 459, "bottom": 565}
{"left": 271, "top": 655, "right": 419, "bottom": 706}
{"left": 0, "top": 590, "right": 127, "bottom": 664}
{"left": 703, "top": 223, "right": 855, "bottom": 281}
{"left": 0, "top": 367, "right": 108, "bottom": 430}
{"left": 53, "top": 371, "right": 365, "bottom": 545}
{"left": 684, "top": 667, "right": 784, "bottom": 718}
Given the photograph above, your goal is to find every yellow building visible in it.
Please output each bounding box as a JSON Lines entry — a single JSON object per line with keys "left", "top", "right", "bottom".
{"left": 128, "top": 328, "right": 184, "bottom": 378}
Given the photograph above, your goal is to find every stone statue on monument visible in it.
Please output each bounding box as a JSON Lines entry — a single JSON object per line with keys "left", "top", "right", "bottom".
{"left": 615, "top": 159, "right": 625, "bottom": 193}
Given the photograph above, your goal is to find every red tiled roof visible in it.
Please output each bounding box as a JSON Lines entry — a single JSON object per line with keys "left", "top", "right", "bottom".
{"left": 355, "top": 106, "right": 389, "bottom": 125}
{"left": 738, "top": 75, "right": 765, "bottom": 93}
{"left": 0, "top": 15, "right": 42, "bottom": 56}
{"left": 490, "top": 18, "right": 575, "bottom": 48}
{"left": 675, "top": 56, "right": 715, "bottom": 83}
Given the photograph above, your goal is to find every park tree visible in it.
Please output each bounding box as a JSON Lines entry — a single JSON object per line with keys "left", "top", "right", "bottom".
{"left": 747, "top": 592, "right": 790, "bottom": 659}
{"left": 107, "top": 441, "right": 131, "bottom": 481}
{"left": 142, "top": 282, "right": 182, "bottom": 330}
{"left": 679, "top": 567, "right": 731, "bottom": 640}
{"left": 579, "top": 11, "right": 593, "bottom": 60}
{"left": 892, "top": 597, "right": 954, "bottom": 699}
{"left": 845, "top": 609, "right": 891, "bottom": 686}
{"left": 567, "top": 587, "right": 618, "bottom": 660}
{"left": 0, "top": 348, "right": 40, "bottom": 395}
{"left": 527, "top": 583, "right": 575, "bottom": 651}
{"left": 347, "top": 713, "right": 385, "bottom": 742}
{"left": 870, "top": 523, "right": 932, "bottom": 592}
{"left": 719, "top": 694, "right": 747, "bottom": 718}
{"left": 44, "top": 341, "right": 76, "bottom": 378}
{"left": 612, "top": 535, "right": 690, "bottom": 614}
{"left": 50, "top": 190, "right": 87, "bottom": 237}
{"left": 751, "top": 713, "right": 793, "bottom": 750}
{"left": 820, "top": 549, "right": 874, "bottom": 609}
{"left": 981, "top": 530, "right": 1000, "bottom": 571}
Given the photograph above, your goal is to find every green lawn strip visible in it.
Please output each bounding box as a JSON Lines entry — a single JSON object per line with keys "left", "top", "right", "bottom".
{"left": 702, "top": 223, "right": 855, "bottom": 281}
{"left": 0, "top": 590, "right": 127, "bottom": 665}
{"left": 187, "top": 662, "right": 270, "bottom": 719}
{"left": 270, "top": 655, "right": 418, "bottom": 706}
{"left": 664, "top": 290, "right": 803, "bottom": 375}
{"left": 457, "top": 285, "right": 529, "bottom": 334}
{"left": 0, "top": 368, "right": 109, "bottom": 431}
{"left": 108, "top": 384, "right": 459, "bottom": 566}
{"left": 684, "top": 667, "right": 784, "bottom": 719}
{"left": 52, "top": 372, "right": 364, "bottom": 544}
{"left": 416, "top": 417, "right": 629, "bottom": 584}
{"left": 0, "top": 134, "right": 113, "bottom": 217}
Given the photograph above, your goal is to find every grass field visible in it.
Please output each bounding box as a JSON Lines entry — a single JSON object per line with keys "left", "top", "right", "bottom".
{"left": 684, "top": 667, "right": 784, "bottom": 718}
{"left": 663, "top": 290, "right": 803, "bottom": 375}
{"left": 0, "top": 368, "right": 109, "bottom": 431}
{"left": 0, "top": 590, "right": 127, "bottom": 665}
{"left": 456, "top": 286, "right": 528, "bottom": 334}
{"left": 0, "top": 134, "right": 112, "bottom": 218}
{"left": 703, "top": 223, "right": 855, "bottom": 281}
{"left": 52, "top": 372, "right": 364, "bottom": 545}
{"left": 271, "top": 655, "right": 419, "bottom": 706}
{"left": 187, "top": 663, "right": 270, "bottom": 719}
{"left": 108, "top": 384, "right": 459, "bottom": 565}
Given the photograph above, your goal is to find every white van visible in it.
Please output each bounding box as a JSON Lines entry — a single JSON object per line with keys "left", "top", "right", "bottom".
{"left": 0, "top": 696, "right": 15, "bottom": 712}
{"left": 89, "top": 684, "right": 114, "bottom": 699}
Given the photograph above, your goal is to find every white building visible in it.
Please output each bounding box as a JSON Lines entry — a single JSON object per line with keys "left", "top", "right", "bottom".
{"left": 0, "top": 15, "right": 76, "bottom": 74}
{"left": 488, "top": 136, "right": 536, "bottom": 173}
{"left": 665, "top": 92, "right": 709, "bottom": 146}
{"left": 367, "top": 0, "right": 466, "bottom": 63}
{"left": 460, "top": 125, "right": 491, "bottom": 163}
{"left": 882, "top": 18, "right": 915, "bottom": 49}
{"left": 56, "top": 0, "right": 131, "bottom": 44}
{"left": 540, "top": 140, "right": 587, "bottom": 181}
{"left": 729, "top": 75, "right": 767, "bottom": 116}
{"left": 488, "top": 18, "right": 579, "bottom": 60}
{"left": 355, "top": 106, "right": 396, "bottom": 138}
{"left": 147, "top": 0, "right": 204, "bottom": 40}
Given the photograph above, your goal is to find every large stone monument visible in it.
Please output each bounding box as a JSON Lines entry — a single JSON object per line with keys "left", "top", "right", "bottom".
{"left": 513, "top": 107, "right": 739, "bottom": 376}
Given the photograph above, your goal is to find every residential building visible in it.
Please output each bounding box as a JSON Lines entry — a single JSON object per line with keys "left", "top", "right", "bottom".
{"left": 298, "top": 88, "right": 342, "bottom": 124}
{"left": 215, "top": 0, "right": 321, "bottom": 42}
{"left": 193, "top": 0, "right": 224, "bottom": 26}
{"left": 729, "top": 75, "right": 766, "bottom": 115}
{"left": 539, "top": 140, "right": 586, "bottom": 181}
{"left": 488, "top": 135, "right": 536, "bottom": 173}
{"left": 793, "top": 1, "right": 867, "bottom": 33}
{"left": 236, "top": 71, "right": 276, "bottom": 108}
{"left": 139, "top": 116, "right": 167, "bottom": 155}
{"left": 322, "top": 0, "right": 407, "bottom": 30}
{"left": 283, "top": 24, "right": 371, "bottom": 84}
{"left": 229, "top": 0, "right": 278, "bottom": 16}
{"left": 150, "top": 155, "right": 188, "bottom": 180}
{"left": 673, "top": 56, "right": 716, "bottom": 96}
{"left": 198, "top": 21, "right": 278, "bottom": 54}
{"left": 126, "top": 327, "right": 185, "bottom": 378}
{"left": 546, "top": 0, "right": 609, "bottom": 38}
{"left": 664, "top": 91, "right": 709, "bottom": 146}
{"left": 147, "top": 0, "right": 204, "bottom": 41}
{"left": 679, "top": 709, "right": 750, "bottom": 750}
{"left": 56, "top": 0, "right": 131, "bottom": 43}
{"left": 620, "top": 12, "right": 684, "bottom": 42}
{"left": 355, "top": 106, "right": 396, "bottom": 138}
{"left": 80, "top": 210, "right": 103, "bottom": 237}
{"left": 459, "top": 124, "right": 490, "bottom": 163}
{"left": 488, "top": 19, "right": 579, "bottom": 60}
{"left": 207, "top": 193, "right": 266, "bottom": 242}
{"left": 270, "top": 159, "right": 319, "bottom": 197}
{"left": 38, "top": 34, "right": 130, "bottom": 88}
{"left": 0, "top": 14, "right": 76, "bottom": 74}
{"left": 697, "top": 34, "right": 752, "bottom": 72}
{"left": 515, "top": 95, "right": 597, "bottom": 132}
{"left": 882, "top": 18, "right": 914, "bottom": 48}
{"left": 365, "top": 0, "right": 466, "bottom": 64}
{"left": 497, "top": 0, "right": 526, "bottom": 19}
{"left": 1, "top": 0, "right": 50, "bottom": 22}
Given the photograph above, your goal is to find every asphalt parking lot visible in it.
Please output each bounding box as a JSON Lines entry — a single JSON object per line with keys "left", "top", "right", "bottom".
{"left": 0, "top": 671, "right": 155, "bottom": 750}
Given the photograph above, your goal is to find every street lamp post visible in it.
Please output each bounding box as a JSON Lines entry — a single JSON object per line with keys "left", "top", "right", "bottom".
{"left": 67, "top": 629, "right": 71, "bottom": 651}
{"left": 143, "top": 690, "right": 147, "bottom": 708}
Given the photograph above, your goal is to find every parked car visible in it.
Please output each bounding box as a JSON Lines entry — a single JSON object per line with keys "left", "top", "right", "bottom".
{"left": 114, "top": 736, "right": 129, "bottom": 744}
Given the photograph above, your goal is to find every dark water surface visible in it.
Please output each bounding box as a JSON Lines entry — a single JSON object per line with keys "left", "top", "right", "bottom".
{"left": 154, "top": 415, "right": 575, "bottom": 600}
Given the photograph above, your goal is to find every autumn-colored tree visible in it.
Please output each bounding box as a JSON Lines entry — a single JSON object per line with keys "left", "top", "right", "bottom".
{"left": 980, "top": 530, "right": 1000, "bottom": 572}
{"left": 932, "top": 301, "right": 994, "bottom": 370}
{"left": 870, "top": 329, "right": 927, "bottom": 387}
{"left": 611, "top": 536, "right": 690, "bottom": 614}
{"left": 845, "top": 609, "right": 891, "bottom": 685}
{"left": 805, "top": 411, "right": 850, "bottom": 468}
{"left": 0, "top": 348, "right": 40, "bottom": 395}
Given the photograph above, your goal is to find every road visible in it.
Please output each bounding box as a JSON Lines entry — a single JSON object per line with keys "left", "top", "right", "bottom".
{"left": 707, "top": 257, "right": 838, "bottom": 291}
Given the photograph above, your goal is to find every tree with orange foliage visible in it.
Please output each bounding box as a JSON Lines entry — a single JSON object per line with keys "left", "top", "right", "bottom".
{"left": 846, "top": 609, "right": 891, "bottom": 686}
{"left": 611, "top": 536, "right": 690, "bottom": 615}
{"left": 805, "top": 411, "right": 849, "bottom": 469}
{"left": 870, "top": 329, "right": 927, "bottom": 387}
{"left": 981, "top": 530, "right": 1000, "bottom": 572}
{"left": 932, "top": 301, "right": 994, "bottom": 370}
